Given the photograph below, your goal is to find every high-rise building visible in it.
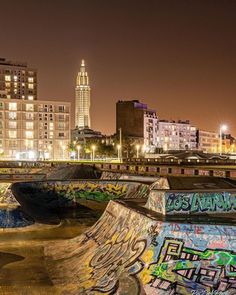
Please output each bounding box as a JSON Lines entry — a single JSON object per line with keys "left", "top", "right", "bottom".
{"left": 0, "top": 58, "right": 37, "bottom": 100}
{"left": 0, "top": 99, "right": 70, "bottom": 159}
{"left": 116, "top": 100, "right": 158, "bottom": 150}
{"left": 75, "top": 60, "right": 91, "bottom": 129}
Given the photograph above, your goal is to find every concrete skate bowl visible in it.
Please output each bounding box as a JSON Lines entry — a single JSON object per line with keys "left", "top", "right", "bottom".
{"left": 11, "top": 180, "right": 150, "bottom": 224}
{"left": 44, "top": 199, "right": 236, "bottom": 294}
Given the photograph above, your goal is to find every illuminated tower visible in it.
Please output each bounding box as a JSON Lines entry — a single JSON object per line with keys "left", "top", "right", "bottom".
{"left": 75, "top": 59, "right": 91, "bottom": 129}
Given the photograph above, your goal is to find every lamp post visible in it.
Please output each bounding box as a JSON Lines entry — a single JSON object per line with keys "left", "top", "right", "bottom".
{"left": 136, "top": 144, "right": 140, "bottom": 158}
{"left": 219, "top": 124, "right": 227, "bottom": 156}
{"left": 117, "top": 144, "right": 121, "bottom": 162}
{"left": 119, "top": 128, "right": 122, "bottom": 162}
{"left": 77, "top": 145, "right": 81, "bottom": 161}
{"left": 91, "top": 145, "right": 96, "bottom": 161}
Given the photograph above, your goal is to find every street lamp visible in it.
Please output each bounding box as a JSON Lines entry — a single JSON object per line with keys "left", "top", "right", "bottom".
{"left": 219, "top": 124, "right": 227, "bottom": 156}
{"left": 91, "top": 145, "right": 96, "bottom": 161}
{"left": 136, "top": 144, "right": 140, "bottom": 158}
{"left": 117, "top": 144, "right": 121, "bottom": 162}
{"left": 77, "top": 145, "right": 81, "bottom": 161}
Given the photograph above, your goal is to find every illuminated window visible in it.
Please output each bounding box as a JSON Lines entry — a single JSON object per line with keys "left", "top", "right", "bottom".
{"left": 22, "top": 95, "right": 25, "bottom": 99}
{"left": 14, "top": 82, "right": 17, "bottom": 88}
{"left": 9, "top": 121, "right": 17, "bottom": 129}
{"left": 13, "top": 76, "right": 18, "bottom": 81}
{"left": 25, "top": 131, "right": 34, "bottom": 139}
{"left": 22, "top": 83, "right": 25, "bottom": 87}
{"left": 9, "top": 130, "right": 17, "bottom": 138}
{"left": 26, "top": 122, "right": 33, "bottom": 129}
{"left": 28, "top": 77, "right": 34, "bottom": 83}
{"left": 14, "top": 89, "right": 17, "bottom": 94}
{"left": 28, "top": 95, "right": 34, "bottom": 100}
{"left": 5, "top": 82, "right": 11, "bottom": 88}
{"left": 25, "top": 139, "right": 33, "bottom": 149}
{"left": 5, "top": 75, "right": 11, "bottom": 81}
{"left": 26, "top": 104, "right": 34, "bottom": 111}
{"left": 28, "top": 84, "right": 34, "bottom": 89}
{"left": 49, "top": 123, "right": 54, "bottom": 130}
{"left": 9, "top": 112, "right": 17, "bottom": 120}
{"left": 7, "top": 95, "right": 11, "bottom": 99}
{"left": 9, "top": 103, "right": 17, "bottom": 111}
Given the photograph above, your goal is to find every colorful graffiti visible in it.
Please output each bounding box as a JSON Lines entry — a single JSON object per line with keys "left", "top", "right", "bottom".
{"left": 146, "top": 238, "right": 236, "bottom": 293}
{"left": 166, "top": 192, "right": 236, "bottom": 214}
{"left": 42, "top": 180, "right": 149, "bottom": 203}
{"left": 44, "top": 200, "right": 236, "bottom": 294}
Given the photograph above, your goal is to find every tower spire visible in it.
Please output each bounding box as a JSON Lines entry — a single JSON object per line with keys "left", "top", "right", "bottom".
{"left": 75, "top": 59, "right": 91, "bottom": 129}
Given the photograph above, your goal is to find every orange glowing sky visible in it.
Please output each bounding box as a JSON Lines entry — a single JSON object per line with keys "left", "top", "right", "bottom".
{"left": 1, "top": 0, "right": 236, "bottom": 135}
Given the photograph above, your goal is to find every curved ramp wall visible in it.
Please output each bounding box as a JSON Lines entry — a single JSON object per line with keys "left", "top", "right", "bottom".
{"left": 44, "top": 200, "right": 236, "bottom": 294}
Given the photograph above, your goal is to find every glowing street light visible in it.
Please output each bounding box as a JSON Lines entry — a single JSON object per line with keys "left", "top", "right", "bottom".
{"left": 136, "top": 144, "right": 140, "bottom": 158}
{"left": 219, "top": 124, "right": 227, "bottom": 156}
{"left": 77, "top": 145, "right": 81, "bottom": 161}
{"left": 91, "top": 145, "right": 96, "bottom": 161}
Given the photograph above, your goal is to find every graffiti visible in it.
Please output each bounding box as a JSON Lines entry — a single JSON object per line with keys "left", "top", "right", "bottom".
{"left": 166, "top": 192, "right": 236, "bottom": 214}
{"left": 147, "top": 238, "right": 236, "bottom": 293}
{"left": 41, "top": 180, "right": 149, "bottom": 203}
{"left": 45, "top": 201, "right": 236, "bottom": 295}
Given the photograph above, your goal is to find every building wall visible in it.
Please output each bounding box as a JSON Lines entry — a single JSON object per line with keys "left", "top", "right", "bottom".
{"left": 197, "top": 130, "right": 219, "bottom": 153}
{"left": 0, "top": 58, "right": 37, "bottom": 100}
{"left": 116, "top": 100, "right": 145, "bottom": 138}
{"left": 157, "top": 120, "right": 197, "bottom": 151}
{"left": 0, "top": 99, "right": 70, "bottom": 159}
{"left": 143, "top": 110, "right": 158, "bottom": 150}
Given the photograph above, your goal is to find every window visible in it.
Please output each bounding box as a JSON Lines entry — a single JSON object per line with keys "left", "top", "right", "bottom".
{"left": 9, "top": 121, "right": 17, "bottom": 129}
{"left": 59, "top": 132, "right": 64, "bottom": 138}
{"left": 58, "top": 122, "right": 65, "bottom": 129}
{"left": 49, "top": 123, "right": 54, "bottom": 130}
{"left": 28, "top": 77, "right": 34, "bottom": 83}
{"left": 26, "top": 122, "right": 33, "bottom": 129}
{"left": 9, "top": 130, "right": 17, "bottom": 138}
{"left": 26, "top": 104, "right": 34, "bottom": 111}
{"left": 0, "top": 103, "right": 3, "bottom": 109}
{"left": 28, "top": 95, "right": 34, "bottom": 100}
{"left": 9, "top": 140, "right": 18, "bottom": 148}
{"left": 58, "top": 114, "right": 64, "bottom": 121}
{"left": 5, "top": 75, "right": 11, "bottom": 81}
{"left": 26, "top": 112, "right": 34, "bottom": 120}
{"left": 28, "top": 84, "right": 34, "bottom": 89}
{"left": 9, "top": 112, "right": 17, "bottom": 120}
{"left": 59, "top": 105, "right": 65, "bottom": 112}
{"left": 9, "top": 102, "right": 17, "bottom": 111}
{"left": 25, "top": 131, "right": 34, "bottom": 139}
{"left": 25, "top": 139, "right": 33, "bottom": 149}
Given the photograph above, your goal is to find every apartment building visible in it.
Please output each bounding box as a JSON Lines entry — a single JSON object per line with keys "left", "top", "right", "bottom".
{"left": 0, "top": 58, "right": 37, "bottom": 100}
{"left": 157, "top": 120, "right": 197, "bottom": 151}
{"left": 116, "top": 100, "right": 158, "bottom": 151}
{"left": 0, "top": 99, "right": 70, "bottom": 159}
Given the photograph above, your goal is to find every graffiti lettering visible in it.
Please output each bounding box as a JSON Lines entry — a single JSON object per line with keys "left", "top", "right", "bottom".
{"left": 166, "top": 192, "right": 236, "bottom": 214}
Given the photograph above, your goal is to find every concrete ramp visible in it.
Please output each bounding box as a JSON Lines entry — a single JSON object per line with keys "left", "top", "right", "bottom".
{"left": 44, "top": 200, "right": 236, "bottom": 294}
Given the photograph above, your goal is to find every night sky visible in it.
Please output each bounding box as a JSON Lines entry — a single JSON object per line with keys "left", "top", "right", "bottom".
{"left": 1, "top": 0, "right": 236, "bottom": 135}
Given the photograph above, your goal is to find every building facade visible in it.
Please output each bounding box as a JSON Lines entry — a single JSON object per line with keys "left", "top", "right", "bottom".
{"left": 75, "top": 60, "right": 91, "bottom": 129}
{"left": 0, "top": 58, "right": 37, "bottom": 100}
{"left": 197, "top": 130, "right": 219, "bottom": 153}
{"left": 116, "top": 100, "right": 158, "bottom": 151}
{"left": 156, "top": 120, "right": 197, "bottom": 151}
{"left": 0, "top": 99, "right": 70, "bottom": 159}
